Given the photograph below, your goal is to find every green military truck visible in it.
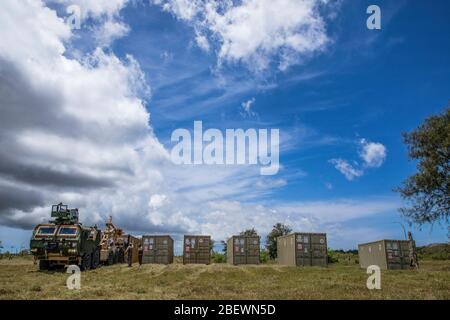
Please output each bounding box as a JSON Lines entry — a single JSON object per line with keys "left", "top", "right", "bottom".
{"left": 30, "top": 203, "right": 101, "bottom": 271}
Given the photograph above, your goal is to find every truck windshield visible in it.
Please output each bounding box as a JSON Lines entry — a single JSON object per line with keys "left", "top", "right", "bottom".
{"left": 58, "top": 227, "right": 78, "bottom": 235}
{"left": 52, "top": 204, "right": 68, "bottom": 213}
{"left": 37, "top": 227, "right": 56, "bottom": 235}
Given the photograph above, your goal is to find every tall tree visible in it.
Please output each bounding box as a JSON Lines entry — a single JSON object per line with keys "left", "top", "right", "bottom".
{"left": 221, "top": 240, "right": 227, "bottom": 254}
{"left": 239, "top": 228, "right": 258, "bottom": 236}
{"left": 266, "top": 223, "right": 292, "bottom": 259}
{"left": 395, "top": 107, "right": 449, "bottom": 226}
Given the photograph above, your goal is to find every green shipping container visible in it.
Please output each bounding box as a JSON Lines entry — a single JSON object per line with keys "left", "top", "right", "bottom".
{"left": 183, "top": 235, "right": 211, "bottom": 264}
{"left": 142, "top": 235, "right": 174, "bottom": 264}
{"left": 358, "top": 239, "right": 415, "bottom": 270}
{"left": 227, "top": 235, "right": 260, "bottom": 265}
{"left": 277, "top": 233, "right": 328, "bottom": 267}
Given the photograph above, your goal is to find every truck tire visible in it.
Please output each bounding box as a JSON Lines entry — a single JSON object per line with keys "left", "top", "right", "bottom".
{"left": 91, "top": 249, "right": 100, "bottom": 269}
{"left": 39, "top": 260, "right": 49, "bottom": 271}
{"left": 81, "top": 253, "right": 92, "bottom": 271}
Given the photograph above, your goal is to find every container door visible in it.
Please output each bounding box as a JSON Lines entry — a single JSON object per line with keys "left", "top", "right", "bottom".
{"left": 149, "top": 237, "right": 155, "bottom": 263}
{"left": 400, "top": 241, "right": 411, "bottom": 269}
{"left": 233, "top": 237, "right": 245, "bottom": 264}
{"left": 386, "top": 241, "right": 402, "bottom": 269}
{"left": 142, "top": 237, "right": 154, "bottom": 264}
{"left": 197, "top": 237, "right": 210, "bottom": 264}
{"left": 184, "top": 237, "right": 196, "bottom": 264}
{"left": 183, "top": 236, "right": 210, "bottom": 264}
{"left": 246, "top": 237, "right": 260, "bottom": 264}
{"left": 155, "top": 237, "right": 169, "bottom": 264}
{"left": 311, "top": 234, "right": 327, "bottom": 267}
{"left": 296, "top": 234, "right": 312, "bottom": 266}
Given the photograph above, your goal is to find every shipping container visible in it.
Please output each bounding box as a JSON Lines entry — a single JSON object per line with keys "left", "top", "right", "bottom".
{"left": 358, "top": 239, "right": 415, "bottom": 270}
{"left": 142, "top": 235, "right": 174, "bottom": 264}
{"left": 227, "top": 235, "right": 260, "bottom": 265}
{"left": 183, "top": 235, "right": 211, "bottom": 264}
{"left": 120, "top": 234, "right": 141, "bottom": 264}
{"left": 277, "top": 233, "right": 328, "bottom": 267}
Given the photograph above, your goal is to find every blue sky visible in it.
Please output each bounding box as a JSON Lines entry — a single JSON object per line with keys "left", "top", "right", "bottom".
{"left": 0, "top": 0, "right": 448, "bottom": 253}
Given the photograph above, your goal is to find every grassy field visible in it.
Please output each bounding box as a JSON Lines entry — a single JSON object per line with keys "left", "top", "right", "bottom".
{"left": 0, "top": 257, "right": 449, "bottom": 300}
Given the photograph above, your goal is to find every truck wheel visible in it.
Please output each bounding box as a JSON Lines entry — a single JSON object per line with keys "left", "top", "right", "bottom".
{"left": 107, "top": 250, "right": 114, "bottom": 265}
{"left": 91, "top": 249, "right": 100, "bottom": 269}
{"left": 39, "top": 260, "right": 49, "bottom": 271}
{"left": 81, "top": 253, "right": 92, "bottom": 271}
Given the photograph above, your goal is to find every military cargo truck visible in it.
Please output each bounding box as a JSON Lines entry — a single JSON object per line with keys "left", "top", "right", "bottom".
{"left": 30, "top": 203, "right": 101, "bottom": 271}
{"left": 99, "top": 216, "right": 126, "bottom": 265}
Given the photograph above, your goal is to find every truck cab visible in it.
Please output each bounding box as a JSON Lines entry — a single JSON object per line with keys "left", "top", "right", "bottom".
{"left": 30, "top": 203, "right": 101, "bottom": 271}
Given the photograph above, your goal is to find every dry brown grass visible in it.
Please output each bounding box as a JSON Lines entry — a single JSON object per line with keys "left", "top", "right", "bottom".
{"left": 0, "top": 257, "right": 448, "bottom": 300}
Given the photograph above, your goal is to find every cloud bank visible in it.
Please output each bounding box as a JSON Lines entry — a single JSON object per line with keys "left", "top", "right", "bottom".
{"left": 0, "top": 1, "right": 397, "bottom": 246}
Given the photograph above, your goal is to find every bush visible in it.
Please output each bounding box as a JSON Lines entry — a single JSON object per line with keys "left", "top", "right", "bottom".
{"left": 260, "top": 249, "right": 270, "bottom": 263}
{"left": 327, "top": 249, "right": 359, "bottom": 265}
{"left": 211, "top": 252, "right": 226, "bottom": 263}
{"left": 327, "top": 251, "right": 339, "bottom": 264}
{"left": 417, "top": 244, "right": 450, "bottom": 260}
{"left": 418, "top": 252, "right": 450, "bottom": 261}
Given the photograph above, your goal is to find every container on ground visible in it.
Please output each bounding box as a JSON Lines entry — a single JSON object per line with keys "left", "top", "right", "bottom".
{"left": 277, "top": 232, "right": 328, "bottom": 267}
{"left": 227, "top": 235, "right": 260, "bottom": 265}
{"left": 183, "top": 235, "right": 211, "bottom": 264}
{"left": 358, "top": 239, "right": 415, "bottom": 270}
{"left": 142, "top": 235, "right": 174, "bottom": 264}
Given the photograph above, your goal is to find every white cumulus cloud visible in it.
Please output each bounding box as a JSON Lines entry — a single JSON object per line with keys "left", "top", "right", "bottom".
{"left": 151, "top": 0, "right": 330, "bottom": 72}
{"left": 329, "top": 138, "right": 387, "bottom": 181}
{"left": 329, "top": 159, "right": 363, "bottom": 181}
{"left": 93, "top": 19, "right": 130, "bottom": 47}
{"left": 0, "top": 0, "right": 174, "bottom": 232}
{"left": 359, "top": 138, "right": 387, "bottom": 168}
{"left": 0, "top": 0, "right": 288, "bottom": 236}
{"left": 47, "top": 0, "right": 131, "bottom": 47}
{"left": 195, "top": 32, "right": 210, "bottom": 51}
{"left": 47, "top": 0, "right": 129, "bottom": 18}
